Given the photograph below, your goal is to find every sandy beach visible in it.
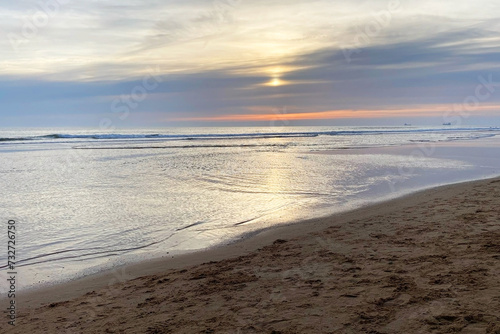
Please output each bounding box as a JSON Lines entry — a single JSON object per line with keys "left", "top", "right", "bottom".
{"left": 2, "top": 177, "right": 500, "bottom": 333}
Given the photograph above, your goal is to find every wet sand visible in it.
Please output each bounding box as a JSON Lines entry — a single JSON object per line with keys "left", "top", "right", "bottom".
{"left": 2, "top": 177, "right": 500, "bottom": 333}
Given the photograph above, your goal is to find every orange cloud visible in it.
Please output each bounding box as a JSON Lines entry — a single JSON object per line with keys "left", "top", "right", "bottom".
{"left": 171, "top": 104, "right": 500, "bottom": 122}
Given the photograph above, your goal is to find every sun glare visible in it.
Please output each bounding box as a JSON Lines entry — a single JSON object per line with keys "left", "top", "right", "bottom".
{"left": 269, "top": 78, "right": 282, "bottom": 86}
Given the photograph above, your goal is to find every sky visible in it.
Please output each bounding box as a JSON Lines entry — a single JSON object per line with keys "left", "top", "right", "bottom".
{"left": 1, "top": 0, "right": 500, "bottom": 128}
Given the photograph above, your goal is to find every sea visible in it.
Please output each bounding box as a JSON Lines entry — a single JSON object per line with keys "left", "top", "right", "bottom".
{"left": 1, "top": 126, "right": 500, "bottom": 291}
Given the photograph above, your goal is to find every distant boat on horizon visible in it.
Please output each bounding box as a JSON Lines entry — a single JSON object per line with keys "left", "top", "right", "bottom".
{"left": 443, "top": 122, "right": 452, "bottom": 126}
{"left": 404, "top": 123, "right": 412, "bottom": 126}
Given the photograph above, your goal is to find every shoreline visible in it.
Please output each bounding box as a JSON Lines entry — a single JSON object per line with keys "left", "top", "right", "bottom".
{"left": 13, "top": 169, "right": 500, "bottom": 299}
{"left": 2, "top": 175, "right": 500, "bottom": 332}
{"left": 8, "top": 175, "right": 500, "bottom": 309}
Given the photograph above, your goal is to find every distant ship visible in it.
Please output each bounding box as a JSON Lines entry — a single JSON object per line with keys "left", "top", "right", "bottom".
{"left": 442, "top": 122, "right": 452, "bottom": 126}
{"left": 404, "top": 123, "right": 412, "bottom": 126}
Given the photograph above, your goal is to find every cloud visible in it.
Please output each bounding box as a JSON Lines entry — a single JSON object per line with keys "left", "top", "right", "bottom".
{"left": 1, "top": 0, "right": 500, "bottom": 126}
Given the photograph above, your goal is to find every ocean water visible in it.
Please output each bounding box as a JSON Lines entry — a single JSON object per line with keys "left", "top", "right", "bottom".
{"left": 1, "top": 126, "right": 500, "bottom": 291}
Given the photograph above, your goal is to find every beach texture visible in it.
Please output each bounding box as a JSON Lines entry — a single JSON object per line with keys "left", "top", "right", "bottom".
{"left": 3, "top": 177, "right": 500, "bottom": 333}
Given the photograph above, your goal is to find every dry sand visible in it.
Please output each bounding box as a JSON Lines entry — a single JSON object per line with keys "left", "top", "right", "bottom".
{"left": 2, "top": 177, "right": 500, "bottom": 333}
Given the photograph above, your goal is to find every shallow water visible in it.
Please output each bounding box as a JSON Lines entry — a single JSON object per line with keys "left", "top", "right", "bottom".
{"left": 1, "top": 126, "right": 500, "bottom": 290}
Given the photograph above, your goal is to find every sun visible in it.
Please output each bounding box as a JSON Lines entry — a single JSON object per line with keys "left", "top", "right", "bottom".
{"left": 260, "top": 67, "right": 290, "bottom": 87}
{"left": 269, "top": 78, "right": 282, "bottom": 86}
{"left": 264, "top": 77, "right": 286, "bottom": 87}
